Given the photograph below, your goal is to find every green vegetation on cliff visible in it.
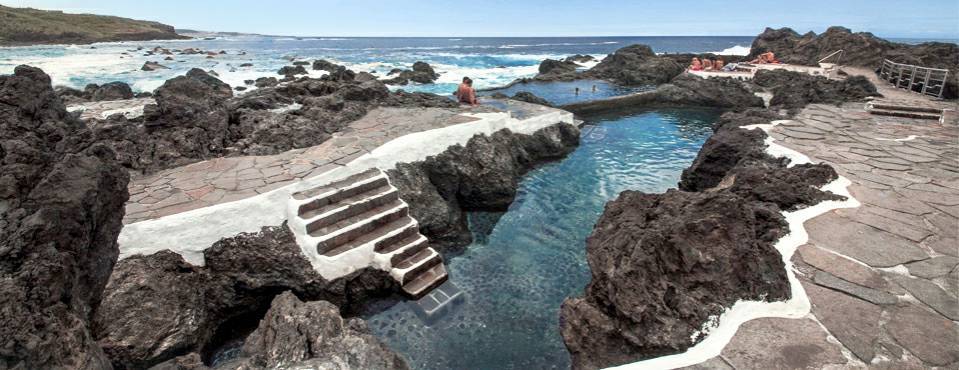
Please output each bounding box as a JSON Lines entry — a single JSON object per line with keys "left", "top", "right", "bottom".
{"left": 0, "top": 5, "right": 188, "bottom": 46}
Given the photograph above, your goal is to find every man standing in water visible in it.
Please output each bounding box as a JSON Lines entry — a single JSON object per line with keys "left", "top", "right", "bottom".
{"left": 455, "top": 77, "right": 478, "bottom": 106}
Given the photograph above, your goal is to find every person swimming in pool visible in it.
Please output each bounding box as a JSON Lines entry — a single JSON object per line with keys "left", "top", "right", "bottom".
{"left": 455, "top": 77, "right": 478, "bottom": 106}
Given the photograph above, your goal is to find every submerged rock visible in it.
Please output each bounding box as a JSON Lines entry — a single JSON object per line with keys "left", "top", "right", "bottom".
{"left": 0, "top": 65, "right": 130, "bottom": 369}
{"left": 510, "top": 91, "right": 553, "bottom": 106}
{"left": 389, "top": 122, "right": 580, "bottom": 250}
{"left": 585, "top": 44, "right": 685, "bottom": 86}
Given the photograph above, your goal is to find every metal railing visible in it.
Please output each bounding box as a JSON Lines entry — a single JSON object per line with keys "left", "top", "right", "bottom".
{"left": 879, "top": 59, "right": 950, "bottom": 98}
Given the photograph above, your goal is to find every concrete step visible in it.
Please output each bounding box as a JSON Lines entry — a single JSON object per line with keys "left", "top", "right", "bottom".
{"left": 413, "top": 281, "right": 466, "bottom": 325}
{"left": 303, "top": 185, "right": 398, "bottom": 233}
{"left": 394, "top": 247, "right": 434, "bottom": 270}
{"left": 388, "top": 236, "right": 429, "bottom": 265}
{"left": 400, "top": 252, "right": 443, "bottom": 285}
{"left": 312, "top": 200, "right": 408, "bottom": 255}
{"left": 402, "top": 263, "right": 448, "bottom": 299}
{"left": 293, "top": 168, "right": 381, "bottom": 201}
{"left": 296, "top": 172, "right": 388, "bottom": 216}
{"left": 869, "top": 103, "right": 943, "bottom": 114}
{"left": 322, "top": 216, "right": 416, "bottom": 257}
{"left": 868, "top": 108, "right": 941, "bottom": 120}
{"left": 374, "top": 222, "right": 420, "bottom": 253}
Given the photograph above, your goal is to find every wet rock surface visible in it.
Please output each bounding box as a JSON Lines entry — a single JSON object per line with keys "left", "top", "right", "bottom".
{"left": 0, "top": 65, "right": 130, "bottom": 368}
{"left": 383, "top": 61, "right": 439, "bottom": 85}
{"left": 749, "top": 26, "right": 959, "bottom": 98}
{"left": 389, "top": 122, "right": 580, "bottom": 251}
{"left": 93, "top": 225, "right": 398, "bottom": 368}
{"left": 560, "top": 108, "right": 842, "bottom": 369}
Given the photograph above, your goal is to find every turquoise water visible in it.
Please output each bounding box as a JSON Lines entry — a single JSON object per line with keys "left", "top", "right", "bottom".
{"left": 363, "top": 107, "right": 720, "bottom": 369}
{"left": 479, "top": 79, "right": 652, "bottom": 106}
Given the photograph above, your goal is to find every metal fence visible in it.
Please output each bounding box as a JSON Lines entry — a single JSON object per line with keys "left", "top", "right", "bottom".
{"left": 879, "top": 59, "right": 950, "bottom": 98}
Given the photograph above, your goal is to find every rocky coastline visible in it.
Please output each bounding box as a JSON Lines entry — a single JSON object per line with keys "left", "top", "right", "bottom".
{"left": 1, "top": 24, "right": 956, "bottom": 370}
{"left": 0, "top": 5, "right": 188, "bottom": 46}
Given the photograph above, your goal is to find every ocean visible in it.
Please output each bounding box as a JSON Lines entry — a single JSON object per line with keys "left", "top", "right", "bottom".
{"left": 0, "top": 36, "right": 757, "bottom": 96}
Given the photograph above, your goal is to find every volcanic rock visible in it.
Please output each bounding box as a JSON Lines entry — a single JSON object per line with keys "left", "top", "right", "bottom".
{"left": 560, "top": 108, "right": 843, "bottom": 369}
{"left": 383, "top": 61, "right": 439, "bottom": 85}
{"left": 253, "top": 76, "right": 278, "bottom": 88}
{"left": 142, "top": 61, "right": 170, "bottom": 71}
{"left": 0, "top": 65, "right": 130, "bottom": 369}
{"left": 90, "top": 81, "right": 135, "bottom": 101}
{"left": 585, "top": 44, "right": 685, "bottom": 86}
{"left": 312, "top": 59, "right": 340, "bottom": 73}
{"left": 218, "top": 292, "right": 410, "bottom": 369}
{"left": 534, "top": 58, "right": 580, "bottom": 81}
{"left": 653, "top": 74, "right": 765, "bottom": 108}
{"left": 750, "top": 26, "right": 959, "bottom": 98}
{"left": 752, "top": 69, "right": 879, "bottom": 110}
{"left": 93, "top": 225, "right": 398, "bottom": 368}
{"left": 389, "top": 122, "right": 580, "bottom": 249}
{"left": 510, "top": 91, "right": 553, "bottom": 106}
{"left": 277, "top": 65, "right": 308, "bottom": 76}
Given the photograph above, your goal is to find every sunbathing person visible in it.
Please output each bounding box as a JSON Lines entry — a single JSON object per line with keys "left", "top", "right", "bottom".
{"left": 689, "top": 57, "right": 704, "bottom": 71}
{"left": 764, "top": 51, "right": 780, "bottom": 64}
{"left": 703, "top": 58, "right": 714, "bottom": 70}
{"left": 455, "top": 77, "right": 479, "bottom": 106}
{"left": 714, "top": 58, "right": 725, "bottom": 71}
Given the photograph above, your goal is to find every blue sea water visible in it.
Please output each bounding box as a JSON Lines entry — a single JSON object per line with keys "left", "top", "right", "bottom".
{"left": 362, "top": 107, "right": 721, "bottom": 369}
{"left": 0, "top": 36, "right": 755, "bottom": 95}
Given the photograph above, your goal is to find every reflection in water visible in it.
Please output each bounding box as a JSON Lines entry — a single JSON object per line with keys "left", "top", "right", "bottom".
{"left": 363, "top": 108, "right": 720, "bottom": 370}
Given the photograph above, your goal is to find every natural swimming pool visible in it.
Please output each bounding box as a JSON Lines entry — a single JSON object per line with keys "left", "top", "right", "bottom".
{"left": 479, "top": 79, "right": 651, "bottom": 106}
{"left": 362, "top": 107, "right": 721, "bottom": 369}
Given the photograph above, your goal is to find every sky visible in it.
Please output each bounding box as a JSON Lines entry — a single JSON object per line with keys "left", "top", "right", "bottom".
{"left": 3, "top": 0, "right": 958, "bottom": 38}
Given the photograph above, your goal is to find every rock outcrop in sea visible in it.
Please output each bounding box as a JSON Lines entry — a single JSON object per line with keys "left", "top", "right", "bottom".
{"left": 0, "top": 65, "right": 130, "bottom": 369}
{"left": 388, "top": 122, "right": 581, "bottom": 249}
{"left": 384, "top": 61, "right": 440, "bottom": 85}
{"left": 559, "top": 109, "right": 844, "bottom": 369}
{"left": 584, "top": 44, "right": 685, "bottom": 86}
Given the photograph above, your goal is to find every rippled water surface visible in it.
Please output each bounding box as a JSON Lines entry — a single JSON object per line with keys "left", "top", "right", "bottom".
{"left": 363, "top": 107, "right": 720, "bottom": 369}
{"left": 479, "top": 79, "right": 652, "bottom": 106}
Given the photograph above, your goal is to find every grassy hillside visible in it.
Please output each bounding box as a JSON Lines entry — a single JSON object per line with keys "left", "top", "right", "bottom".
{"left": 0, "top": 5, "right": 189, "bottom": 46}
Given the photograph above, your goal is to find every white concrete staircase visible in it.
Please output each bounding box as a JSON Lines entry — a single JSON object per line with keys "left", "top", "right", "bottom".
{"left": 288, "top": 168, "right": 448, "bottom": 298}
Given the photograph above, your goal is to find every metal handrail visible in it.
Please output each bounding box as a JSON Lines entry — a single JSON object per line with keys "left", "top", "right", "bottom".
{"left": 879, "top": 59, "right": 950, "bottom": 98}
{"left": 818, "top": 49, "right": 844, "bottom": 65}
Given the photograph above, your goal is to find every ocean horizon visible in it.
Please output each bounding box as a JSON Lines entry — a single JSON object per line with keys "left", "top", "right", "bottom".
{"left": 3, "top": 34, "right": 951, "bottom": 98}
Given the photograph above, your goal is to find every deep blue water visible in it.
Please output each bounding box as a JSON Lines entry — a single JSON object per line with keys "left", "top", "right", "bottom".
{"left": 0, "top": 36, "right": 754, "bottom": 95}
{"left": 363, "top": 107, "right": 721, "bottom": 370}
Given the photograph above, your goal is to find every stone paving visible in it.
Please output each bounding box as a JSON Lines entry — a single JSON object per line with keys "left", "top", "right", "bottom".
{"left": 686, "top": 69, "right": 959, "bottom": 369}
{"left": 123, "top": 106, "right": 481, "bottom": 223}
